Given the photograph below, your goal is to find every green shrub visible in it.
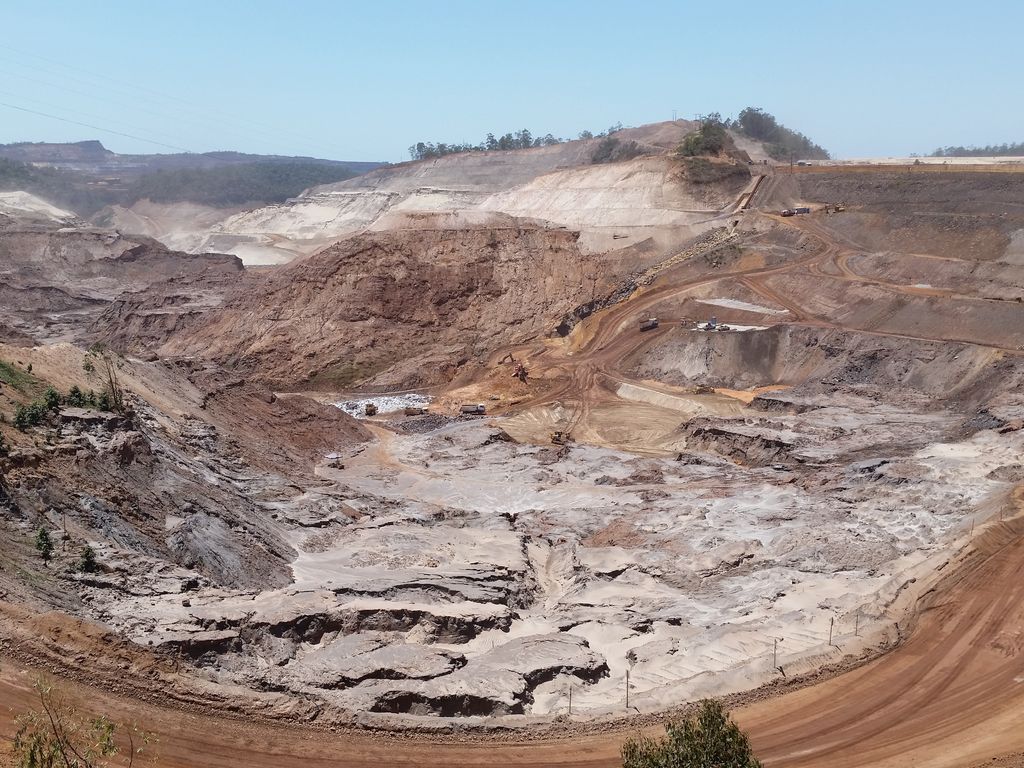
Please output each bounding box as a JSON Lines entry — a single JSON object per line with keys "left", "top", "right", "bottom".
{"left": 79, "top": 545, "right": 99, "bottom": 573}
{"left": 621, "top": 699, "right": 762, "bottom": 768}
{"left": 43, "top": 387, "right": 61, "bottom": 412}
{"left": 35, "top": 528, "right": 53, "bottom": 565}
{"left": 66, "top": 385, "right": 86, "bottom": 407}
{"left": 13, "top": 678, "right": 154, "bottom": 767}
{"left": 679, "top": 122, "right": 727, "bottom": 157}
{"left": 13, "top": 401, "right": 49, "bottom": 430}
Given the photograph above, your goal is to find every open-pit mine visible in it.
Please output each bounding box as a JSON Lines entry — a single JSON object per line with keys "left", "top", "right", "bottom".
{"left": 3, "top": 122, "right": 1024, "bottom": 767}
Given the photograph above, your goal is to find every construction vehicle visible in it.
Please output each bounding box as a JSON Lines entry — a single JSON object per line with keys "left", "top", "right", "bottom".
{"left": 707, "top": 316, "right": 719, "bottom": 331}
{"left": 404, "top": 406, "right": 427, "bottom": 416}
{"left": 500, "top": 352, "right": 528, "bottom": 381}
{"left": 460, "top": 403, "right": 486, "bottom": 415}
{"left": 550, "top": 430, "right": 572, "bottom": 445}
{"left": 639, "top": 317, "right": 659, "bottom": 332}
{"left": 794, "top": 206, "right": 811, "bottom": 215}
{"left": 781, "top": 209, "right": 796, "bottom": 217}
{"left": 364, "top": 403, "right": 378, "bottom": 416}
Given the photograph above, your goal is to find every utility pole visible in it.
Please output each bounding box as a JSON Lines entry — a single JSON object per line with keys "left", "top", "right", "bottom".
{"left": 568, "top": 683, "right": 572, "bottom": 716}
{"left": 625, "top": 668, "right": 630, "bottom": 710}
{"left": 829, "top": 616, "right": 835, "bottom": 646}
{"left": 855, "top": 610, "right": 860, "bottom": 637}
{"left": 773, "top": 637, "right": 781, "bottom": 669}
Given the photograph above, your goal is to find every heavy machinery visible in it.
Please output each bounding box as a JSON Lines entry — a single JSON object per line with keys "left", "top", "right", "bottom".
{"left": 460, "top": 403, "right": 486, "bottom": 415}
{"left": 404, "top": 406, "right": 427, "bottom": 416}
{"left": 550, "top": 430, "right": 572, "bottom": 445}
{"left": 500, "top": 353, "right": 528, "bottom": 381}
{"left": 639, "top": 317, "right": 659, "bottom": 331}
{"left": 364, "top": 403, "right": 378, "bottom": 416}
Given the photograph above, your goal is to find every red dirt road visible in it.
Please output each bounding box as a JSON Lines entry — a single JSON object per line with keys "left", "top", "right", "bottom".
{"left": 3, "top": 491, "right": 1024, "bottom": 768}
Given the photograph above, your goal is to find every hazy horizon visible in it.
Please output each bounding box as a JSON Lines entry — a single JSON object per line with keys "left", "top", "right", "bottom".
{"left": 3, "top": 0, "right": 1022, "bottom": 162}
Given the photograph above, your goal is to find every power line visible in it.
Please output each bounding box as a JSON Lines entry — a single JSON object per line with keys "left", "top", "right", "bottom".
{"left": 0, "top": 100, "right": 192, "bottom": 152}
{"left": 0, "top": 85, "right": 199, "bottom": 148}
{"left": 0, "top": 43, "right": 353, "bottom": 159}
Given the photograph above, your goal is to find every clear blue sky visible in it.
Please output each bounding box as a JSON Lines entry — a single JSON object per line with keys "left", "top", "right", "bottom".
{"left": 1, "top": 0, "right": 1020, "bottom": 161}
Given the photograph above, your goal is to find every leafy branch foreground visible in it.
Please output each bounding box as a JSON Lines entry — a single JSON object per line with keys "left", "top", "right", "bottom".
{"left": 13, "top": 679, "right": 153, "bottom": 768}
{"left": 622, "top": 699, "right": 762, "bottom": 768}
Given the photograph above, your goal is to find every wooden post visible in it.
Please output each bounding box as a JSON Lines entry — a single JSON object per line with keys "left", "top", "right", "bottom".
{"left": 855, "top": 610, "right": 860, "bottom": 637}
{"left": 568, "top": 683, "right": 572, "bottom": 716}
{"left": 625, "top": 668, "right": 630, "bottom": 710}
{"left": 773, "top": 637, "right": 778, "bottom": 669}
{"left": 829, "top": 616, "right": 834, "bottom": 646}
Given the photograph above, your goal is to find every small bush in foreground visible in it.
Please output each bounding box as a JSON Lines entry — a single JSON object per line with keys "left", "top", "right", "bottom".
{"left": 621, "top": 699, "right": 762, "bottom": 768}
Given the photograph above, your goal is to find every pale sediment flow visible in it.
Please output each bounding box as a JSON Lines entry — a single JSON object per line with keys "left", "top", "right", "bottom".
{"left": 0, "top": 190, "right": 78, "bottom": 223}
{"left": 333, "top": 393, "right": 432, "bottom": 418}
{"left": 696, "top": 298, "right": 790, "bottom": 315}
{"left": 92, "top": 413, "right": 1023, "bottom": 722}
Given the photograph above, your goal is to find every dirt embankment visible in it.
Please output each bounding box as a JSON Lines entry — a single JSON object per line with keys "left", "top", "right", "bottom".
{"left": 100, "top": 221, "right": 643, "bottom": 390}
{"left": 0, "top": 344, "right": 369, "bottom": 597}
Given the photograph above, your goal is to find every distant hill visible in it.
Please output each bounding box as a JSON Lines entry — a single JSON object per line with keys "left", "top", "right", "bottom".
{"left": 0, "top": 140, "right": 111, "bottom": 164}
{"left": 0, "top": 140, "right": 385, "bottom": 214}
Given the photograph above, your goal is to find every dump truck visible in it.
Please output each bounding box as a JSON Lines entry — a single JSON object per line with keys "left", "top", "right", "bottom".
{"left": 404, "top": 406, "right": 427, "bottom": 416}
{"left": 781, "top": 209, "right": 796, "bottom": 217}
{"left": 794, "top": 206, "right": 811, "bottom": 215}
{"left": 460, "top": 403, "right": 486, "bottom": 415}
{"left": 639, "top": 317, "right": 659, "bottom": 332}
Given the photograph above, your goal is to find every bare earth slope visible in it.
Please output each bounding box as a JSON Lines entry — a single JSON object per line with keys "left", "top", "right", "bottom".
{"left": 172, "top": 121, "right": 744, "bottom": 265}
{"left": 0, "top": 207, "right": 242, "bottom": 345}
{"left": 99, "top": 214, "right": 669, "bottom": 389}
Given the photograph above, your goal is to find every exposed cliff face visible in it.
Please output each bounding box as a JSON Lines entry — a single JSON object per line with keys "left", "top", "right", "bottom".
{"left": 0, "top": 215, "right": 241, "bottom": 344}
{"left": 103, "top": 220, "right": 631, "bottom": 389}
